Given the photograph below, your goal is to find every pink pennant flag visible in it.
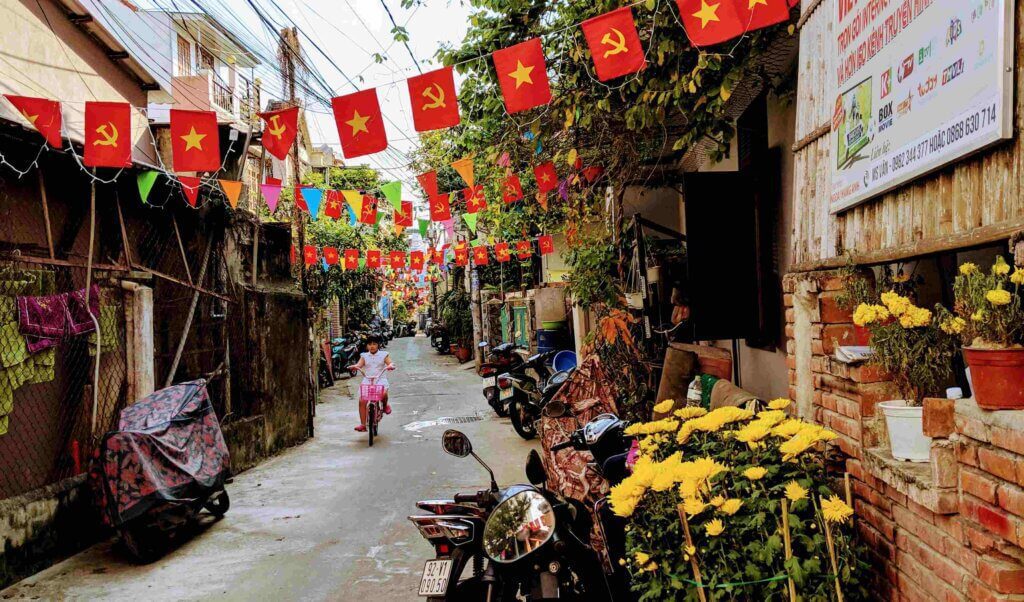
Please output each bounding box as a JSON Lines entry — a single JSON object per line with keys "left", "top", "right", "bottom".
{"left": 442, "top": 218, "right": 455, "bottom": 240}
{"left": 261, "top": 184, "right": 283, "bottom": 213}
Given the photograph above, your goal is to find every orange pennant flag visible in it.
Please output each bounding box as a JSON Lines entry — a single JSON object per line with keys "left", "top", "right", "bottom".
{"left": 451, "top": 157, "right": 474, "bottom": 187}
{"left": 218, "top": 180, "right": 243, "bottom": 209}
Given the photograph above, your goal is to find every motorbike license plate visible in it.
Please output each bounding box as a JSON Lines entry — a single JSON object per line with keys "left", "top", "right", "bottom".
{"left": 499, "top": 387, "right": 513, "bottom": 400}
{"left": 418, "top": 559, "right": 453, "bottom": 597}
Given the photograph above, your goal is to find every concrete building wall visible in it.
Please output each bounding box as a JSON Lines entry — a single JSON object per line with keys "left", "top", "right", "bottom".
{"left": 0, "top": 0, "right": 156, "bottom": 165}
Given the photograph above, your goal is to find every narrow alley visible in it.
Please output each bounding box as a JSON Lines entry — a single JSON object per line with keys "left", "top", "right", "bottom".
{"left": 1, "top": 336, "right": 537, "bottom": 601}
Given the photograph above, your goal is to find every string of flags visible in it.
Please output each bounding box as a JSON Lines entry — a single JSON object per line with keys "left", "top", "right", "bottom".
{"left": 297, "top": 233, "right": 557, "bottom": 276}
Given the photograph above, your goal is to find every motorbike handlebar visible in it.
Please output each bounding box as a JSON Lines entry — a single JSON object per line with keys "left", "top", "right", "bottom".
{"left": 551, "top": 440, "right": 574, "bottom": 452}
{"left": 454, "top": 492, "right": 479, "bottom": 504}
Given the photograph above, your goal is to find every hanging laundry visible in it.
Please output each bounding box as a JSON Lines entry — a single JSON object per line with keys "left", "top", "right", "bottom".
{"left": 16, "top": 284, "right": 100, "bottom": 353}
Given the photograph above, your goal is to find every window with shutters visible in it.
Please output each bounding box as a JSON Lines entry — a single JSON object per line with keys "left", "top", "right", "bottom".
{"left": 176, "top": 35, "right": 191, "bottom": 76}
{"left": 198, "top": 46, "right": 215, "bottom": 72}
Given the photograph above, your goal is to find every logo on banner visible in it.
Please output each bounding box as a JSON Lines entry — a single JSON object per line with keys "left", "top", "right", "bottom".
{"left": 945, "top": 18, "right": 963, "bottom": 46}
{"left": 879, "top": 68, "right": 892, "bottom": 99}
{"left": 917, "top": 41, "right": 934, "bottom": 66}
{"left": 877, "top": 102, "right": 893, "bottom": 132}
{"left": 897, "top": 55, "right": 915, "bottom": 83}
{"left": 897, "top": 92, "right": 913, "bottom": 117}
{"left": 917, "top": 75, "right": 938, "bottom": 99}
{"left": 941, "top": 59, "right": 964, "bottom": 86}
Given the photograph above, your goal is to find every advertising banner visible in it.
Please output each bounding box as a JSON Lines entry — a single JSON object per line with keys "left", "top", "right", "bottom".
{"left": 830, "top": 0, "right": 1014, "bottom": 213}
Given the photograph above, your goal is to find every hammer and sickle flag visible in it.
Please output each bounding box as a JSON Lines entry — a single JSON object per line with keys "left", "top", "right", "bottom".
{"left": 395, "top": 200, "right": 414, "bottom": 228}
{"left": 538, "top": 234, "right": 555, "bottom": 256}
{"left": 407, "top": 66, "right": 460, "bottom": 132}
{"left": 492, "top": 38, "right": 552, "bottom": 114}
{"left": 4, "top": 95, "right": 62, "bottom": 148}
{"left": 258, "top": 106, "right": 299, "bottom": 160}
{"left": 84, "top": 102, "right": 132, "bottom": 168}
{"left": 429, "top": 192, "right": 452, "bottom": 222}
{"left": 360, "top": 195, "right": 379, "bottom": 225}
{"left": 331, "top": 88, "right": 388, "bottom": 159}
{"left": 502, "top": 174, "right": 524, "bottom": 204}
{"left": 581, "top": 7, "right": 646, "bottom": 81}
{"left": 516, "top": 240, "right": 533, "bottom": 260}
{"left": 171, "top": 109, "right": 220, "bottom": 172}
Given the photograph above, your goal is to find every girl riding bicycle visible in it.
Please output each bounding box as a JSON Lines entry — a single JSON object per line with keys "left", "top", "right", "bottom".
{"left": 348, "top": 335, "right": 395, "bottom": 432}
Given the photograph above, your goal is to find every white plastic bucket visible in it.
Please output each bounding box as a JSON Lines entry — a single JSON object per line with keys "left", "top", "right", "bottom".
{"left": 879, "top": 400, "right": 930, "bottom": 462}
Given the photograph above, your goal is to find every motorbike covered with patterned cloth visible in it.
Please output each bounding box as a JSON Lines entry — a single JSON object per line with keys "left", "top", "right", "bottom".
{"left": 89, "top": 379, "right": 230, "bottom": 561}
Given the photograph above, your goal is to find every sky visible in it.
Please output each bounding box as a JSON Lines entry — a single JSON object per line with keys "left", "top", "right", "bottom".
{"left": 266, "top": 0, "right": 473, "bottom": 201}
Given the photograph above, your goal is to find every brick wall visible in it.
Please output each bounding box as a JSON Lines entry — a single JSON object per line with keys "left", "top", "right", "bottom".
{"left": 783, "top": 271, "right": 1024, "bottom": 601}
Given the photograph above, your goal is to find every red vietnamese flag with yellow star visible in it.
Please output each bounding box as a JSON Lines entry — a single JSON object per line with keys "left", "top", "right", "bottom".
{"left": 677, "top": 0, "right": 744, "bottom": 47}
{"left": 366, "top": 249, "right": 382, "bottom": 269}
{"left": 84, "top": 102, "right": 132, "bottom": 168}
{"left": 454, "top": 244, "right": 469, "bottom": 266}
{"left": 323, "top": 247, "right": 340, "bottom": 265}
{"left": 495, "top": 242, "right": 511, "bottom": 263}
{"left": 407, "top": 66, "right": 460, "bottom": 132}
{"left": 332, "top": 89, "right": 387, "bottom": 159}
{"left": 492, "top": 38, "right": 552, "bottom": 114}
{"left": 736, "top": 0, "right": 790, "bottom": 31}
{"left": 516, "top": 240, "right": 532, "bottom": 260}
{"left": 410, "top": 250, "right": 425, "bottom": 271}
{"left": 464, "top": 185, "right": 487, "bottom": 214}
{"left": 533, "top": 162, "right": 558, "bottom": 193}
{"left": 472, "top": 245, "right": 489, "bottom": 266}
{"left": 503, "top": 175, "right": 524, "bottom": 203}
{"left": 171, "top": 109, "right": 220, "bottom": 172}
{"left": 390, "top": 250, "right": 407, "bottom": 269}
{"left": 429, "top": 193, "right": 452, "bottom": 222}
{"left": 431, "top": 246, "right": 445, "bottom": 264}
{"left": 4, "top": 96, "right": 62, "bottom": 147}
{"left": 259, "top": 106, "right": 299, "bottom": 160}
{"left": 323, "top": 190, "right": 343, "bottom": 219}
{"left": 303, "top": 245, "right": 318, "bottom": 266}
{"left": 581, "top": 7, "right": 646, "bottom": 82}
{"left": 344, "top": 249, "right": 360, "bottom": 270}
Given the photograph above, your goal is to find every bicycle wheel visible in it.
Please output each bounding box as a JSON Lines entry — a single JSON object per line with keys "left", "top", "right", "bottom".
{"left": 367, "top": 403, "right": 376, "bottom": 447}
{"left": 372, "top": 403, "right": 380, "bottom": 438}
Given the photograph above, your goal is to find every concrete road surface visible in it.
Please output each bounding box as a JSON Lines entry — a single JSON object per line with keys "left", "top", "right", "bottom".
{"left": 1, "top": 336, "right": 538, "bottom": 601}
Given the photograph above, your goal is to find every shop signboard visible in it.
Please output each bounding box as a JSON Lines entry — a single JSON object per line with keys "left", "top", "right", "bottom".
{"left": 830, "top": 0, "right": 1014, "bottom": 213}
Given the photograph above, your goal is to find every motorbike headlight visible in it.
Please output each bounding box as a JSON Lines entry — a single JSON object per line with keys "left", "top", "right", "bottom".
{"left": 482, "top": 490, "right": 556, "bottom": 564}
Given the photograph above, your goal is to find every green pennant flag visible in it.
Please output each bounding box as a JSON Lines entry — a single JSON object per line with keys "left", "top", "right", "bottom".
{"left": 469, "top": 239, "right": 483, "bottom": 247}
{"left": 381, "top": 181, "right": 402, "bottom": 211}
{"left": 418, "top": 219, "right": 430, "bottom": 237}
{"left": 358, "top": 258, "right": 367, "bottom": 269}
{"left": 462, "top": 212, "right": 478, "bottom": 233}
{"left": 137, "top": 171, "right": 159, "bottom": 204}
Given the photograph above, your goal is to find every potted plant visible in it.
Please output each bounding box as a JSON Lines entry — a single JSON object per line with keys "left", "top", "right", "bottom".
{"left": 439, "top": 287, "right": 474, "bottom": 363}
{"left": 942, "top": 257, "right": 1024, "bottom": 410}
{"left": 854, "top": 291, "right": 958, "bottom": 461}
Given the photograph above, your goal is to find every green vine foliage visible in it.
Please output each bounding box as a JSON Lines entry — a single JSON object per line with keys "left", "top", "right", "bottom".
{"left": 564, "top": 235, "right": 620, "bottom": 310}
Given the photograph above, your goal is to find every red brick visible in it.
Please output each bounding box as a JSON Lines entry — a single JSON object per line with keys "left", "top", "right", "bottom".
{"left": 821, "top": 324, "right": 856, "bottom": 354}
{"left": 965, "top": 577, "right": 1024, "bottom": 602}
{"left": 963, "top": 468, "right": 999, "bottom": 504}
{"left": 859, "top": 499, "right": 897, "bottom": 541}
{"left": 932, "top": 444, "right": 958, "bottom": 488}
{"left": 979, "top": 556, "right": 1024, "bottom": 594}
{"left": 820, "top": 274, "right": 845, "bottom": 291}
{"left": 992, "top": 426, "right": 1024, "bottom": 456}
{"left": 850, "top": 362, "right": 889, "bottom": 383}
{"left": 943, "top": 536, "right": 979, "bottom": 573}
{"left": 784, "top": 308, "right": 795, "bottom": 324}
{"left": 820, "top": 291, "right": 853, "bottom": 324}
{"left": 834, "top": 395, "right": 861, "bottom": 419}
{"left": 958, "top": 416, "right": 992, "bottom": 443}
{"left": 979, "top": 504, "right": 1017, "bottom": 542}
{"left": 959, "top": 441, "right": 980, "bottom": 467}
{"left": 820, "top": 393, "right": 838, "bottom": 411}
{"left": 894, "top": 504, "right": 944, "bottom": 553}
{"left": 965, "top": 522, "right": 1000, "bottom": 554}
{"left": 783, "top": 293, "right": 794, "bottom": 308}
{"left": 999, "top": 483, "right": 1024, "bottom": 519}
{"left": 886, "top": 484, "right": 909, "bottom": 507}
{"left": 923, "top": 397, "right": 956, "bottom": 438}
{"left": 811, "top": 339, "right": 824, "bottom": 355}
{"left": 979, "top": 447, "right": 1020, "bottom": 483}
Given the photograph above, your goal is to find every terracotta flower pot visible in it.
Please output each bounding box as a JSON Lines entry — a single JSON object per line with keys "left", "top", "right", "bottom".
{"left": 453, "top": 344, "right": 473, "bottom": 363}
{"left": 963, "top": 347, "right": 1024, "bottom": 410}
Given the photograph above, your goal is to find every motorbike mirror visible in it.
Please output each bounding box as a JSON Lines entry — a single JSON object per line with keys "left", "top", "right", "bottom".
{"left": 478, "top": 341, "right": 489, "bottom": 348}
{"left": 525, "top": 450, "right": 548, "bottom": 487}
{"left": 442, "top": 429, "right": 473, "bottom": 458}
{"left": 543, "top": 399, "right": 567, "bottom": 418}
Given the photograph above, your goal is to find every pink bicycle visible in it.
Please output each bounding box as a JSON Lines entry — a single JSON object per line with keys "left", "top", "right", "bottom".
{"left": 358, "top": 368, "right": 390, "bottom": 446}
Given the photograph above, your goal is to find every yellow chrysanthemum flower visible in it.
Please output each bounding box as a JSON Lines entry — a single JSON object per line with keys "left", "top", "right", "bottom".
{"left": 634, "top": 551, "right": 650, "bottom": 566}
{"left": 734, "top": 421, "right": 772, "bottom": 448}
{"left": 784, "top": 480, "right": 808, "bottom": 503}
{"left": 754, "top": 410, "right": 788, "bottom": 428}
{"left": 993, "top": 256, "right": 1011, "bottom": 276}
{"left": 625, "top": 418, "right": 680, "bottom": 437}
{"left": 821, "top": 495, "right": 854, "bottom": 524}
{"left": 960, "top": 262, "right": 979, "bottom": 275}
{"left": 653, "top": 399, "right": 675, "bottom": 414}
{"left": 682, "top": 496, "right": 708, "bottom": 516}
{"left": 940, "top": 316, "right": 966, "bottom": 335}
{"left": 719, "top": 499, "right": 743, "bottom": 516}
{"left": 987, "top": 288, "right": 1012, "bottom": 306}
{"left": 880, "top": 291, "right": 912, "bottom": 317}
{"left": 674, "top": 406, "right": 708, "bottom": 420}
{"left": 892, "top": 271, "right": 910, "bottom": 283}
{"left": 853, "top": 304, "right": 891, "bottom": 327}
{"left": 743, "top": 467, "right": 768, "bottom": 481}
{"left": 705, "top": 519, "right": 725, "bottom": 537}
{"left": 768, "top": 398, "right": 792, "bottom": 411}
{"left": 772, "top": 419, "right": 806, "bottom": 438}
{"left": 708, "top": 495, "right": 725, "bottom": 508}
{"left": 1012, "top": 268, "right": 1024, "bottom": 286}
{"left": 898, "top": 305, "right": 932, "bottom": 328}
{"left": 972, "top": 309, "right": 987, "bottom": 322}
{"left": 677, "top": 406, "right": 754, "bottom": 443}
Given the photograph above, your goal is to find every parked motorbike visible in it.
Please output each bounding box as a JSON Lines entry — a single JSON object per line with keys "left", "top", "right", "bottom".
{"left": 408, "top": 430, "right": 614, "bottom": 600}
{"left": 547, "top": 408, "right": 633, "bottom": 594}
{"left": 478, "top": 341, "right": 526, "bottom": 418}
{"left": 497, "top": 350, "right": 559, "bottom": 439}
{"left": 90, "top": 378, "right": 230, "bottom": 562}
{"left": 318, "top": 343, "right": 335, "bottom": 389}
{"left": 332, "top": 333, "right": 365, "bottom": 378}
{"left": 430, "top": 322, "right": 451, "bottom": 354}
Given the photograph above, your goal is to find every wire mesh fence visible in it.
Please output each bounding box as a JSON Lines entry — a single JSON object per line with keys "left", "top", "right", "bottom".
{"left": 0, "top": 146, "right": 232, "bottom": 501}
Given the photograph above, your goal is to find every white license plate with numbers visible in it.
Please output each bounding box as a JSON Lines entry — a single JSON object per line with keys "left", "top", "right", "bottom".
{"left": 418, "top": 559, "right": 453, "bottom": 597}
